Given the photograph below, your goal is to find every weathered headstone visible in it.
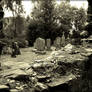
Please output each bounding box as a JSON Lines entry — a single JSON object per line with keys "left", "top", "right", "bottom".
{"left": 7, "top": 46, "right": 12, "bottom": 54}
{"left": 2, "top": 46, "right": 7, "bottom": 54}
{"left": 25, "top": 40, "right": 29, "bottom": 47}
{"left": 66, "top": 35, "right": 70, "bottom": 45}
{"left": 61, "top": 33, "right": 66, "bottom": 47}
{"left": 34, "top": 38, "right": 45, "bottom": 51}
{"left": 46, "top": 39, "right": 51, "bottom": 50}
{"left": 54, "top": 37, "right": 61, "bottom": 50}
{"left": 56, "top": 37, "right": 61, "bottom": 49}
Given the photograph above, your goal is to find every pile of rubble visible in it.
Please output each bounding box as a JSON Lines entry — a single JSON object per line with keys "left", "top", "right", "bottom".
{"left": 0, "top": 44, "right": 92, "bottom": 92}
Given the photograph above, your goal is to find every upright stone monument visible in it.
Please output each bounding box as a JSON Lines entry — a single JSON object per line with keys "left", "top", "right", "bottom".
{"left": 46, "top": 39, "right": 51, "bottom": 50}
{"left": 54, "top": 37, "right": 61, "bottom": 50}
{"left": 61, "top": 32, "right": 66, "bottom": 47}
{"left": 56, "top": 37, "right": 61, "bottom": 49}
{"left": 66, "top": 35, "right": 70, "bottom": 45}
{"left": 25, "top": 40, "right": 29, "bottom": 47}
{"left": 34, "top": 38, "right": 45, "bottom": 51}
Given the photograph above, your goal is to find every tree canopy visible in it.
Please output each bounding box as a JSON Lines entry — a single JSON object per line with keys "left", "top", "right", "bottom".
{"left": 27, "top": 1, "right": 87, "bottom": 45}
{"left": 0, "top": 0, "right": 88, "bottom": 45}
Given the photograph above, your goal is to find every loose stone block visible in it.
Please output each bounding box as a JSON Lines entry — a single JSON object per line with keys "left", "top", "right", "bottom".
{"left": 82, "top": 39, "right": 87, "bottom": 47}
{"left": 35, "top": 82, "right": 48, "bottom": 92}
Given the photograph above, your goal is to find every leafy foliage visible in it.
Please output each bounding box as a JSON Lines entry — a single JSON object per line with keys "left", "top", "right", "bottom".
{"left": 57, "top": 2, "right": 87, "bottom": 36}
{"left": 3, "top": 0, "right": 22, "bottom": 11}
{"left": 3, "top": 16, "right": 27, "bottom": 39}
{"left": 27, "top": 0, "right": 58, "bottom": 45}
{"left": 0, "top": 0, "right": 22, "bottom": 38}
{"left": 86, "top": 0, "right": 92, "bottom": 35}
{"left": 0, "top": 0, "right": 88, "bottom": 46}
{"left": 27, "top": 1, "right": 87, "bottom": 45}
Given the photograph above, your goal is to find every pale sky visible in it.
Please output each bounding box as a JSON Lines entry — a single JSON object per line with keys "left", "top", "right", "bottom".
{"left": 4, "top": 1, "right": 88, "bottom": 18}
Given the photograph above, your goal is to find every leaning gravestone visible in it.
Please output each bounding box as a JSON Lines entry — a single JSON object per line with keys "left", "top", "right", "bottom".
{"left": 46, "top": 39, "right": 51, "bottom": 50}
{"left": 54, "top": 37, "right": 61, "bottom": 50}
{"left": 34, "top": 38, "right": 45, "bottom": 51}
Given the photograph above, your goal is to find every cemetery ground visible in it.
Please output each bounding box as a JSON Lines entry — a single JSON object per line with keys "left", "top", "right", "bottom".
{"left": 0, "top": 47, "right": 52, "bottom": 70}
{"left": 0, "top": 46, "right": 54, "bottom": 92}
{"left": 0, "top": 43, "right": 92, "bottom": 92}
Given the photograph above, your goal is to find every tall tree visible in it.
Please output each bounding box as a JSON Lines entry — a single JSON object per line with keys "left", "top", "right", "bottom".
{"left": 0, "top": 3, "right": 4, "bottom": 38}
{"left": 0, "top": 0, "right": 22, "bottom": 39}
{"left": 87, "top": 0, "right": 92, "bottom": 22}
{"left": 31, "top": 0, "right": 58, "bottom": 40}
{"left": 56, "top": 2, "right": 87, "bottom": 37}
{"left": 86, "top": 0, "right": 92, "bottom": 35}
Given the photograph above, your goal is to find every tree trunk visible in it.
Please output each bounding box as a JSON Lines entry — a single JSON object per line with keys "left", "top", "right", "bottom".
{"left": 87, "top": 0, "right": 92, "bottom": 22}
{"left": 0, "top": 2, "right": 4, "bottom": 39}
{"left": 87, "top": 0, "right": 92, "bottom": 35}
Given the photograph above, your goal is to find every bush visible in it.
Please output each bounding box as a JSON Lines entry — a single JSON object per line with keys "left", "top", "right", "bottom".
{"left": 13, "top": 38, "right": 29, "bottom": 48}
{"left": 18, "top": 40, "right": 29, "bottom": 48}
{"left": 0, "top": 38, "right": 12, "bottom": 46}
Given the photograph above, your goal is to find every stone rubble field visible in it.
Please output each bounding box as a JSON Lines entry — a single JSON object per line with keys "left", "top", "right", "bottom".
{"left": 0, "top": 45, "right": 92, "bottom": 92}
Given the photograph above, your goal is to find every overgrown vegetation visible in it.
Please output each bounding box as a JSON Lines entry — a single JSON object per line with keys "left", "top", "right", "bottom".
{"left": 27, "top": 1, "right": 87, "bottom": 45}
{"left": 0, "top": 0, "right": 88, "bottom": 46}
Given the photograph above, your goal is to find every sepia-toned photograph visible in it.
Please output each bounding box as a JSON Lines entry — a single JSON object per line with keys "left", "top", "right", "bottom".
{"left": 0, "top": 0, "right": 92, "bottom": 92}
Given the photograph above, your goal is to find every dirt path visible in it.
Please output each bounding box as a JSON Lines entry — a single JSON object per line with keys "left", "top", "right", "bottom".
{"left": 0, "top": 47, "right": 52, "bottom": 71}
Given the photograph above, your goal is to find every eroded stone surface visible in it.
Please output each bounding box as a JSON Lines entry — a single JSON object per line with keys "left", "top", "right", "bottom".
{"left": 0, "top": 46, "right": 92, "bottom": 92}
{"left": 34, "top": 38, "right": 45, "bottom": 51}
{"left": 46, "top": 39, "right": 51, "bottom": 50}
